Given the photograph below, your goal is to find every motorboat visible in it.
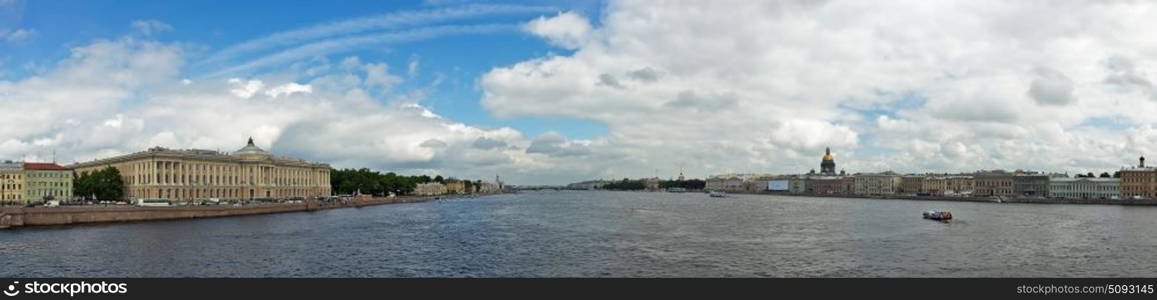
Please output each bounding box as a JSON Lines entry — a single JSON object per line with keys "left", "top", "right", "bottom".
{"left": 923, "top": 210, "right": 952, "bottom": 221}
{"left": 709, "top": 191, "right": 727, "bottom": 198}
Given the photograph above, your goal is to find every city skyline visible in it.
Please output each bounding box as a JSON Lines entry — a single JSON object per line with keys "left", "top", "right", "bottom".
{"left": 4, "top": 0, "right": 1157, "bottom": 185}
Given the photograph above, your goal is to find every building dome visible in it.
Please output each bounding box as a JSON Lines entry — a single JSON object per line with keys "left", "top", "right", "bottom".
{"left": 233, "top": 137, "right": 270, "bottom": 158}
{"left": 820, "top": 147, "right": 836, "bottom": 175}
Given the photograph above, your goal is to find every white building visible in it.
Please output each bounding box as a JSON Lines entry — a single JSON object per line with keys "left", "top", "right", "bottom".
{"left": 1048, "top": 177, "right": 1119, "bottom": 200}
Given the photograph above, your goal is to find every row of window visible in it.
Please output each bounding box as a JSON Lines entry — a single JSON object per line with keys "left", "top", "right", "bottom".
{"left": 25, "top": 172, "right": 70, "bottom": 178}
{"left": 135, "top": 187, "right": 328, "bottom": 200}
{"left": 1051, "top": 186, "right": 1118, "bottom": 191}
{"left": 125, "top": 162, "right": 327, "bottom": 187}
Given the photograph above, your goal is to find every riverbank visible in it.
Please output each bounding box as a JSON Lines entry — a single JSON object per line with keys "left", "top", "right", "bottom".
{"left": 732, "top": 191, "right": 1157, "bottom": 206}
{"left": 0, "top": 193, "right": 495, "bottom": 229}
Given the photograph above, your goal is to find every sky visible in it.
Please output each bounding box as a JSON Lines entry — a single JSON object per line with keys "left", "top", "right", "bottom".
{"left": 2, "top": 0, "right": 1157, "bottom": 185}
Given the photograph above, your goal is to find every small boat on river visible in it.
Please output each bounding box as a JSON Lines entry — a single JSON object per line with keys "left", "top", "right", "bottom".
{"left": 923, "top": 210, "right": 952, "bottom": 221}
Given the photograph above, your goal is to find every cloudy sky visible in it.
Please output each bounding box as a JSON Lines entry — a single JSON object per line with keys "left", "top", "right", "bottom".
{"left": 2, "top": 0, "right": 1157, "bottom": 184}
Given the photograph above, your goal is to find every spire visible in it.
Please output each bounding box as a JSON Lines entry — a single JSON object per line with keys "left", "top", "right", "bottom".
{"left": 247, "top": 137, "right": 255, "bottom": 146}
{"left": 826, "top": 147, "right": 830, "bottom": 155}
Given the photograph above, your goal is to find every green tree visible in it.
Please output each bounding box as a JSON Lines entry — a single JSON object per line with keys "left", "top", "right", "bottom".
{"left": 74, "top": 167, "right": 125, "bottom": 201}
{"left": 1099, "top": 172, "right": 1111, "bottom": 178}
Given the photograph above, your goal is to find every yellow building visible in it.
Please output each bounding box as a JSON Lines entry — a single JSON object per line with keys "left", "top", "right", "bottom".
{"left": 70, "top": 138, "right": 331, "bottom": 201}
{"left": 444, "top": 181, "right": 466, "bottom": 194}
{"left": 1, "top": 161, "right": 25, "bottom": 203}
{"left": 414, "top": 182, "right": 447, "bottom": 196}
{"left": 23, "top": 162, "right": 73, "bottom": 202}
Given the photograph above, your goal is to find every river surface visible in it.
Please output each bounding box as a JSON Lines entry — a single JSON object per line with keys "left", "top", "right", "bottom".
{"left": 2, "top": 191, "right": 1156, "bottom": 277}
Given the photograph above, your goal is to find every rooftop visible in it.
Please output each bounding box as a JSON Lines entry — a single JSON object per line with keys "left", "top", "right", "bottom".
{"left": 24, "top": 162, "right": 68, "bottom": 171}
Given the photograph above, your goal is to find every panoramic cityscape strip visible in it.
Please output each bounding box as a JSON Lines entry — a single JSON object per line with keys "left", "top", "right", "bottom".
{"left": 0, "top": 137, "right": 505, "bottom": 228}
{"left": 566, "top": 147, "right": 1157, "bottom": 203}
{"left": 6, "top": 0, "right": 1157, "bottom": 292}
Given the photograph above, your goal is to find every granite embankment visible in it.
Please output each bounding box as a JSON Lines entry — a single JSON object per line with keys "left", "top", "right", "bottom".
{"left": 754, "top": 192, "right": 1157, "bottom": 206}
{"left": 0, "top": 195, "right": 480, "bottom": 229}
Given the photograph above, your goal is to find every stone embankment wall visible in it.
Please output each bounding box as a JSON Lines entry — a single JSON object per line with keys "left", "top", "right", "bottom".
{"left": 0, "top": 194, "right": 465, "bottom": 229}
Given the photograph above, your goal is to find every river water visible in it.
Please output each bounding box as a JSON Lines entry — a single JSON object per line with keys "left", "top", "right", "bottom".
{"left": 2, "top": 191, "right": 1155, "bottom": 277}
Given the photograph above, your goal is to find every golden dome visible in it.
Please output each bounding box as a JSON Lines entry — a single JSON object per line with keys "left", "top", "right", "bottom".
{"left": 823, "top": 154, "right": 834, "bottom": 161}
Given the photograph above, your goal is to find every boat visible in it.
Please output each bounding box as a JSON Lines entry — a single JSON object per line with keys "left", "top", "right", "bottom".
{"left": 923, "top": 210, "right": 952, "bottom": 221}
{"left": 709, "top": 191, "right": 727, "bottom": 198}
{"left": 667, "top": 187, "right": 687, "bottom": 193}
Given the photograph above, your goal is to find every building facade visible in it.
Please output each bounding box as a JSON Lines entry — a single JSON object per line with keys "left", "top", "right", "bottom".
{"left": 1049, "top": 177, "right": 1120, "bottom": 200}
{"left": 898, "top": 176, "right": 925, "bottom": 196}
{"left": 414, "top": 182, "right": 447, "bottom": 196}
{"left": 1013, "top": 174, "right": 1050, "bottom": 197}
{"left": 943, "top": 176, "right": 975, "bottom": 196}
{"left": 974, "top": 171, "right": 1014, "bottom": 197}
{"left": 1120, "top": 157, "right": 1157, "bottom": 199}
{"left": 922, "top": 176, "right": 946, "bottom": 195}
{"left": 706, "top": 174, "right": 764, "bottom": 193}
{"left": 1, "top": 161, "right": 25, "bottom": 203}
{"left": 854, "top": 173, "right": 901, "bottom": 196}
{"left": 808, "top": 176, "right": 847, "bottom": 195}
{"left": 23, "top": 162, "right": 72, "bottom": 202}
{"left": 789, "top": 177, "right": 808, "bottom": 193}
{"left": 444, "top": 181, "right": 466, "bottom": 194}
{"left": 70, "top": 138, "right": 331, "bottom": 201}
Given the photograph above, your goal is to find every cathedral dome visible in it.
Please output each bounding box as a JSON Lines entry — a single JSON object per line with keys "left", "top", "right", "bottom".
{"left": 820, "top": 147, "right": 836, "bottom": 175}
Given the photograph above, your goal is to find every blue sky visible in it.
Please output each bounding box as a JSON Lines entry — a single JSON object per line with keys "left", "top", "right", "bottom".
{"left": 2, "top": 0, "right": 607, "bottom": 139}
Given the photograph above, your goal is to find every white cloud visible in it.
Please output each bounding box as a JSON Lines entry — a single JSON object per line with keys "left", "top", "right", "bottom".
{"left": 481, "top": 1, "right": 1157, "bottom": 179}
{"left": 524, "top": 11, "right": 592, "bottom": 49}
{"left": 9, "top": 1, "right": 1157, "bottom": 184}
{"left": 0, "top": 28, "right": 34, "bottom": 42}
{"left": 228, "top": 78, "right": 265, "bottom": 98}
{"left": 526, "top": 132, "right": 592, "bottom": 157}
{"left": 198, "top": 4, "right": 556, "bottom": 66}
{"left": 364, "top": 63, "right": 402, "bottom": 90}
{"left": 0, "top": 37, "right": 556, "bottom": 183}
{"left": 207, "top": 24, "right": 517, "bottom": 77}
{"left": 131, "top": 20, "right": 173, "bottom": 36}
{"left": 1028, "top": 67, "right": 1077, "bottom": 106}
{"left": 264, "top": 82, "right": 312, "bottom": 98}
{"left": 407, "top": 55, "right": 420, "bottom": 78}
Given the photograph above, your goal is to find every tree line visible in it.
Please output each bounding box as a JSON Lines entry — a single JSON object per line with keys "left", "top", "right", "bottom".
{"left": 330, "top": 168, "right": 483, "bottom": 196}
{"left": 1075, "top": 171, "right": 1119, "bottom": 178}
{"left": 601, "top": 178, "right": 706, "bottom": 191}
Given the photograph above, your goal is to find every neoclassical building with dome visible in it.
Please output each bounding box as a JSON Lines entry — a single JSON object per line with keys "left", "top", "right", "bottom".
{"left": 71, "top": 138, "right": 331, "bottom": 201}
